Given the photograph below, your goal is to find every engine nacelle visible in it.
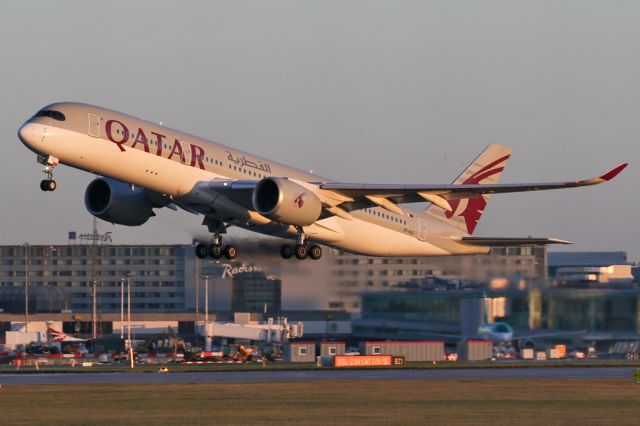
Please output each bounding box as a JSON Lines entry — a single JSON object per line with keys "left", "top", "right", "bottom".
{"left": 252, "top": 177, "right": 322, "bottom": 226}
{"left": 84, "top": 178, "right": 154, "bottom": 226}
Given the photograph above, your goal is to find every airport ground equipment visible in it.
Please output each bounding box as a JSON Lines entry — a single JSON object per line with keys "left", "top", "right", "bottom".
{"left": 231, "top": 344, "right": 256, "bottom": 363}
{"left": 143, "top": 327, "right": 200, "bottom": 361}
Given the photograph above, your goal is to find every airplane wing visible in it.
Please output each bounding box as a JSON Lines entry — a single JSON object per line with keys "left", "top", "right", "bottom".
{"left": 175, "top": 163, "right": 627, "bottom": 222}
{"left": 458, "top": 237, "right": 572, "bottom": 246}
{"left": 513, "top": 330, "right": 586, "bottom": 340}
{"left": 319, "top": 163, "right": 628, "bottom": 212}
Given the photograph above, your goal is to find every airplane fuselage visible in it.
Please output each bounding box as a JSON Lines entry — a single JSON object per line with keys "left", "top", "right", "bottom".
{"left": 19, "top": 102, "right": 484, "bottom": 257}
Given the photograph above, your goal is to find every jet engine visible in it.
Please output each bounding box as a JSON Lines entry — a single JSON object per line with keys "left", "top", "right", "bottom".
{"left": 84, "top": 178, "right": 154, "bottom": 226}
{"left": 252, "top": 177, "right": 322, "bottom": 226}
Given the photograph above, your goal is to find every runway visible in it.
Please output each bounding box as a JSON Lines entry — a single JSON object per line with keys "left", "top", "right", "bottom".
{"left": 0, "top": 367, "right": 635, "bottom": 386}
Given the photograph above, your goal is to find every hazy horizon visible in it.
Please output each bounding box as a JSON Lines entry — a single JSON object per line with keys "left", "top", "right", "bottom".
{"left": 1, "top": 1, "right": 638, "bottom": 260}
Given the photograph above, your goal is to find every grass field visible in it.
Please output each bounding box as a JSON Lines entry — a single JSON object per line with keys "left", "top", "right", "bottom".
{"left": 2, "top": 379, "right": 640, "bottom": 425}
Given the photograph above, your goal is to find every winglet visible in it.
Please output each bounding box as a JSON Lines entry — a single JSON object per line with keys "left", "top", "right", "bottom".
{"left": 599, "top": 163, "right": 628, "bottom": 182}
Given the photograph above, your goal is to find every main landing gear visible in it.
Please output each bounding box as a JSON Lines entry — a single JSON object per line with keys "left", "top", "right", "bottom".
{"left": 195, "top": 220, "right": 237, "bottom": 260}
{"left": 195, "top": 240, "right": 237, "bottom": 260}
{"left": 37, "top": 155, "right": 58, "bottom": 192}
{"left": 280, "top": 227, "right": 322, "bottom": 260}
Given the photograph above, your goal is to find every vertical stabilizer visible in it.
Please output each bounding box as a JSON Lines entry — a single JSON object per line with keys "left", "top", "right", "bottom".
{"left": 426, "top": 144, "right": 512, "bottom": 235}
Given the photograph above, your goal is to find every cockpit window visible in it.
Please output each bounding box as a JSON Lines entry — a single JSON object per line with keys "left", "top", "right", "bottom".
{"left": 494, "top": 323, "right": 511, "bottom": 333}
{"left": 35, "top": 109, "right": 66, "bottom": 121}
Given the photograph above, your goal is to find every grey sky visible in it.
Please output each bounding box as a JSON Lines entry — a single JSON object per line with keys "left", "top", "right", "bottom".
{"left": 1, "top": 1, "right": 638, "bottom": 259}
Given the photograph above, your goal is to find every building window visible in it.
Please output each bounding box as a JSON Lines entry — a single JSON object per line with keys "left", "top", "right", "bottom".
{"left": 328, "top": 347, "right": 337, "bottom": 355}
{"left": 298, "top": 347, "right": 308, "bottom": 356}
{"left": 372, "top": 346, "right": 381, "bottom": 355}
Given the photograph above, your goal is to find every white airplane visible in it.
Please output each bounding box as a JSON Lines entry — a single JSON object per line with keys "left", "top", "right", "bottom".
{"left": 18, "top": 103, "right": 627, "bottom": 260}
{"left": 477, "top": 322, "right": 514, "bottom": 343}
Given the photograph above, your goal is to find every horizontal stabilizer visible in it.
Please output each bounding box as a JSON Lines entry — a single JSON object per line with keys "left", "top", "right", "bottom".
{"left": 458, "top": 237, "right": 572, "bottom": 246}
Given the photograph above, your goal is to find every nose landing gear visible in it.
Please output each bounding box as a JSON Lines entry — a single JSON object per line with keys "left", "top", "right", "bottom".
{"left": 37, "top": 155, "right": 58, "bottom": 192}
{"left": 40, "top": 179, "right": 56, "bottom": 192}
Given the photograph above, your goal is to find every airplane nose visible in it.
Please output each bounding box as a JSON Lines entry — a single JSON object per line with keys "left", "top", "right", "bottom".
{"left": 18, "top": 122, "right": 42, "bottom": 147}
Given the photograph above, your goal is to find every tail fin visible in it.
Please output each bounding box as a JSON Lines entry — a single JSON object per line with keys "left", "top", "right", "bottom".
{"left": 426, "top": 144, "right": 512, "bottom": 235}
{"left": 47, "top": 321, "right": 66, "bottom": 342}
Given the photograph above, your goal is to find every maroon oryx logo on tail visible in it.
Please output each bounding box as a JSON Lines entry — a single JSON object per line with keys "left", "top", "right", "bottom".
{"left": 294, "top": 192, "right": 306, "bottom": 208}
{"left": 445, "top": 154, "right": 510, "bottom": 234}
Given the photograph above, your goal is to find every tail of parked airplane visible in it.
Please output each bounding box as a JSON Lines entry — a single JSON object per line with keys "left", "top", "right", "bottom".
{"left": 47, "top": 321, "right": 87, "bottom": 342}
{"left": 426, "top": 144, "right": 512, "bottom": 235}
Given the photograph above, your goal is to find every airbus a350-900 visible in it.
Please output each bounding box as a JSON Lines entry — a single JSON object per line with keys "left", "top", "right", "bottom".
{"left": 17, "top": 103, "right": 627, "bottom": 260}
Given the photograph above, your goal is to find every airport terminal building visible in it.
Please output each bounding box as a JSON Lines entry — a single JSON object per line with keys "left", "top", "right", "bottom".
{"left": 1, "top": 241, "right": 637, "bottom": 345}
{"left": 0, "top": 242, "right": 548, "bottom": 315}
{"left": 326, "top": 245, "right": 547, "bottom": 311}
{"left": 354, "top": 287, "right": 640, "bottom": 343}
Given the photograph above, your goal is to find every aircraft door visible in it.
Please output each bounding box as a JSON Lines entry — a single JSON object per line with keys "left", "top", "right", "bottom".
{"left": 417, "top": 218, "right": 427, "bottom": 241}
{"left": 87, "top": 113, "right": 100, "bottom": 137}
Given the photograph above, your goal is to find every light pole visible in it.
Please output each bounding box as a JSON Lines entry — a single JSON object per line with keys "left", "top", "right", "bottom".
{"left": 119, "top": 277, "right": 125, "bottom": 339}
{"left": 194, "top": 254, "right": 200, "bottom": 344}
{"left": 127, "top": 275, "right": 131, "bottom": 344}
{"left": 91, "top": 280, "right": 97, "bottom": 342}
{"left": 202, "top": 275, "right": 210, "bottom": 350}
{"left": 127, "top": 274, "right": 133, "bottom": 369}
{"left": 203, "top": 275, "right": 209, "bottom": 326}
{"left": 23, "top": 243, "right": 29, "bottom": 333}
{"left": 45, "top": 246, "right": 57, "bottom": 281}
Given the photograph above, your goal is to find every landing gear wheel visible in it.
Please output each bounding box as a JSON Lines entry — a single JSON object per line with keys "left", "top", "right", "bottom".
{"left": 309, "top": 245, "right": 322, "bottom": 260}
{"left": 280, "top": 244, "right": 294, "bottom": 259}
{"left": 195, "top": 243, "right": 209, "bottom": 259}
{"left": 295, "top": 244, "right": 308, "bottom": 260}
{"left": 224, "top": 245, "right": 237, "bottom": 260}
{"left": 37, "top": 156, "right": 59, "bottom": 192}
{"left": 210, "top": 244, "right": 223, "bottom": 259}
